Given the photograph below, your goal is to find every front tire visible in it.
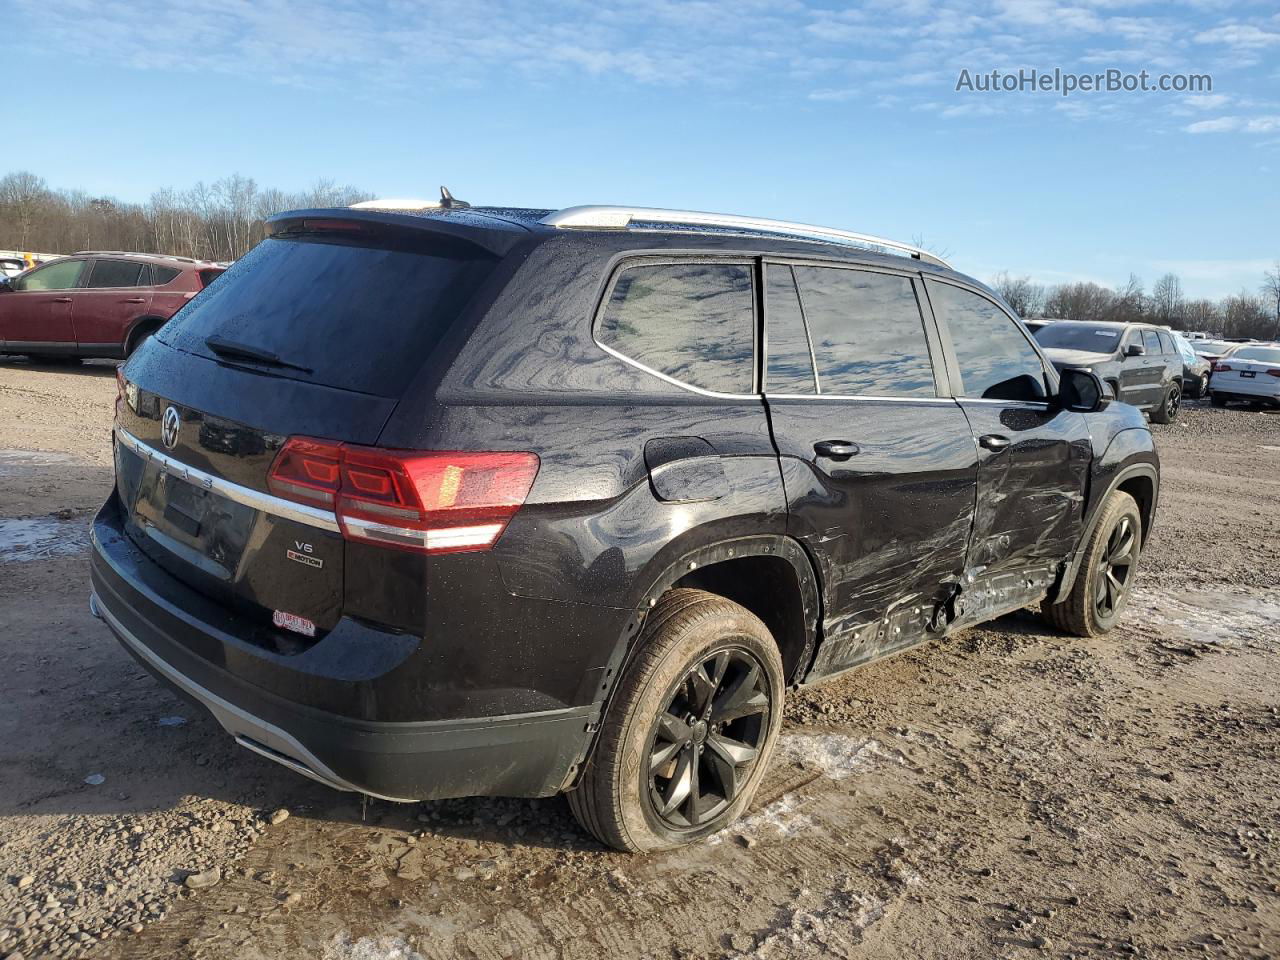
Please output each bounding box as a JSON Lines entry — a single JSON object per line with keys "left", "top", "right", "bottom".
{"left": 1195, "top": 373, "right": 1210, "bottom": 399}
{"left": 568, "top": 588, "right": 784, "bottom": 852}
{"left": 1041, "top": 492, "right": 1142, "bottom": 637}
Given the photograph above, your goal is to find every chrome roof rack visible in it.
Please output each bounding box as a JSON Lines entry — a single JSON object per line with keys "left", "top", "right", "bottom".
{"left": 539, "top": 205, "right": 950, "bottom": 268}
{"left": 72, "top": 250, "right": 204, "bottom": 264}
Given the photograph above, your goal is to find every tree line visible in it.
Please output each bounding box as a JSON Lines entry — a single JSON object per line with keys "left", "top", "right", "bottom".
{"left": 0, "top": 170, "right": 373, "bottom": 263}
{"left": 992, "top": 267, "right": 1280, "bottom": 341}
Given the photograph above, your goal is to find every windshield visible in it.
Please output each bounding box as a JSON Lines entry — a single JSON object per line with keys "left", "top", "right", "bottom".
{"left": 1192, "top": 340, "right": 1231, "bottom": 356}
{"left": 1230, "top": 346, "right": 1280, "bottom": 364}
{"left": 1033, "top": 324, "right": 1122, "bottom": 352}
{"left": 158, "top": 233, "right": 496, "bottom": 397}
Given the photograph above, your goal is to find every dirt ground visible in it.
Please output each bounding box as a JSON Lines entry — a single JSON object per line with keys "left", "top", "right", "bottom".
{"left": 1, "top": 355, "right": 1278, "bottom": 960}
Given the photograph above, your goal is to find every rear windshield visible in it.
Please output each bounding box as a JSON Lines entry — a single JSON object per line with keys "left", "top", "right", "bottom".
{"left": 1230, "top": 346, "right": 1280, "bottom": 364}
{"left": 1033, "top": 323, "right": 1122, "bottom": 352}
{"left": 158, "top": 234, "right": 495, "bottom": 397}
{"left": 1192, "top": 340, "right": 1231, "bottom": 355}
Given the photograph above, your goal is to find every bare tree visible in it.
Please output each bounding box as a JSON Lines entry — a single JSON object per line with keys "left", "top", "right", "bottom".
{"left": 1261, "top": 261, "right": 1280, "bottom": 337}
{"left": 1221, "top": 291, "right": 1269, "bottom": 339}
{"left": 1151, "top": 273, "right": 1184, "bottom": 327}
{"left": 990, "top": 272, "right": 1045, "bottom": 318}
{"left": 0, "top": 171, "right": 50, "bottom": 249}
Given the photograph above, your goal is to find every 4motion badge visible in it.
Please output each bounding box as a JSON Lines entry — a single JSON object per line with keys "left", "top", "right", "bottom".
{"left": 287, "top": 540, "right": 323, "bottom": 569}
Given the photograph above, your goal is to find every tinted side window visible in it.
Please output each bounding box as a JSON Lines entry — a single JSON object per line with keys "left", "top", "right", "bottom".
{"left": 15, "top": 259, "right": 85, "bottom": 292}
{"left": 154, "top": 266, "right": 182, "bottom": 285}
{"left": 927, "top": 280, "right": 1048, "bottom": 402}
{"left": 599, "top": 261, "right": 755, "bottom": 394}
{"left": 1157, "top": 331, "right": 1176, "bottom": 355}
{"left": 792, "top": 266, "right": 936, "bottom": 397}
{"left": 88, "top": 260, "right": 146, "bottom": 288}
{"left": 764, "top": 264, "right": 816, "bottom": 394}
{"left": 1142, "top": 329, "right": 1161, "bottom": 354}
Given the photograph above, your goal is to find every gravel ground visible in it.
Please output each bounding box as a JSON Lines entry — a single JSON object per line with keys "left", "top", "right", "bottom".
{"left": 0, "top": 358, "right": 1277, "bottom": 960}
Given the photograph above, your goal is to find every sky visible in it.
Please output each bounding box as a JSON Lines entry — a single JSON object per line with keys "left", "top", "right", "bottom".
{"left": 6, "top": 0, "right": 1279, "bottom": 299}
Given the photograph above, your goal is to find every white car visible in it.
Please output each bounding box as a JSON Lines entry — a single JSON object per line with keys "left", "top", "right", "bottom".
{"left": 1210, "top": 343, "right": 1280, "bottom": 408}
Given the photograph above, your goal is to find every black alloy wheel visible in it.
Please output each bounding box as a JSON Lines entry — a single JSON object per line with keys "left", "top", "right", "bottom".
{"left": 644, "top": 648, "right": 771, "bottom": 829}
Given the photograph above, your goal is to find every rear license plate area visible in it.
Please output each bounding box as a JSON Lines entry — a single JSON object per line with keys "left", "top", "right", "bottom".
{"left": 1241, "top": 371, "right": 1256, "bottom": 378}
{"left": 160, "top": 476, "right": 209, "bottom": 538}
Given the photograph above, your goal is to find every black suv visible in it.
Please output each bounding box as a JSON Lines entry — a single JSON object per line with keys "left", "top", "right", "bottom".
{"left": 90, "top": 201, "right": 1159, "bottom": 852}
{"left": 1032, "top": 320, "right": 1185, "bottom": 423}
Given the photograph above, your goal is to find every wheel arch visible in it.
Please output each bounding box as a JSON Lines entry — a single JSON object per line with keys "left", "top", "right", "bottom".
{"left": 123, "top": 315, "right": 168, "bottom": 356}
{"left": 1050, "top": 462, "right": 1158, "bottom": 604}
{"left": 563, "top": 534, "right": 820, "bottom": 790}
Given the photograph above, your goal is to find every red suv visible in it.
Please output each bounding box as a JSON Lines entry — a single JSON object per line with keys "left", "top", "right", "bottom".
{"left": 0, "top": 252, "right": 224, "bottom": 361}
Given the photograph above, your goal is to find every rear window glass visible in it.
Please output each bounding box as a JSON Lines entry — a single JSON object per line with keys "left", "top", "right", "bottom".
{"left": 196, "top": 268, "right": 222, "bottom": 288}
{"left": 1231, "top": 346, "right": 1280, "bottom": 363}
{"left": 764, "top": 264, "right": 816, "bottom": 394}
{"left": 793, "top": 266, "right": 936, "bottom": 397}
{"left": 1034, "top": 323, "right": 1122, "bottom": 352}
{"left": 598, "top": 261, "right": 755, "bottom": 394}
{"left": 88, "top": 260, "right": 147, "bottom": 288}
{"left": 158, "top": 234, "right": 496, "bottom": 397}
{"left": 153, "top": 266, "right": 182, "bottom": 285}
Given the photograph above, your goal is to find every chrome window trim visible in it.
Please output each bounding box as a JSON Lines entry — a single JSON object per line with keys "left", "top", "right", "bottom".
{"left": 765, "top": 393, "right": 958, "bottom": 404}
{"left": 115, "top": 427, "right": 340, "bottom": 533}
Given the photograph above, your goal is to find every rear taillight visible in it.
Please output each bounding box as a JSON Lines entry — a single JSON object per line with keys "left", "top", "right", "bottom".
{"left": 1213, "top": 362, "right": 1232, "bottom": 372}
{"left": 1267, "top": 369, "right": 1280, "bottom": 378}
{"left": 268, "top": 438, "right": 539, "bottom": 555}
{"left": 114, "top": 368, "right": 125, "bottom": 420}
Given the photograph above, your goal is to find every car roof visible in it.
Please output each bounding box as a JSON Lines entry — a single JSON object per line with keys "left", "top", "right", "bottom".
{"left": 268, "top": 203, "right": 991, "bottom": 293}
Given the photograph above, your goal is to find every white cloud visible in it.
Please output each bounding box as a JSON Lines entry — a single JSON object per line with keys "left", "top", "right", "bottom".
{"left": 1194, "top": 23, "right": 1280, "bottom": 48}
{"left": 1184, "top": 115, "right": 1280, "bottom": 134}
{"left": 1183, "top": 93, "right": 1230, "bottom": 110}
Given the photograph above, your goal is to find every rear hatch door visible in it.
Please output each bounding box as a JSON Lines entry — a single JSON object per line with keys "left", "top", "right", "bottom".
{"left": 115, "top": 220, "right": 502, "bottom": 642}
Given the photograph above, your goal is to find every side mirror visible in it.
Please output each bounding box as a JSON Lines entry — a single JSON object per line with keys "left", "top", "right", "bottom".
{"left": 1057, "top": 368, "right": 1110, "bottom": 413}
{"left": 1124, "top": 343, "right": 1145, "bottom": 357}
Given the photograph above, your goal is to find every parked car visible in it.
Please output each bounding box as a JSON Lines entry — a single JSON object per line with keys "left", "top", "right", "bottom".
{"left": 1022, "top": 317, "right": 1056, "bottom": 334}
{"left": 0, "top": 258, "right": 25, "bottom": 279}
{"left": 1033, "top": 320, "right": 1184, "bottom": 422}
{"left": 1190, "top": 339, "right": 1235, "bottom": 367}
{"left": 1210, "top": 343, "right": 1280, "bottom": 409}
{"left": 1171, "top": 331, "right": 1212, "bottom": 399}
{"left": 0, "top": 252, "right": 224, "bottom": 362}
{"left": 90, "top": 200, "right": 1159, "bottom": 851}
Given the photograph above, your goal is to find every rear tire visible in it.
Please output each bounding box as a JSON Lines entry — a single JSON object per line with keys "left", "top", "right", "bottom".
{"left": 1195, "top": 373, "right": 1210, "bottom": 399}
{"left": 1150, "top": 383, "right": 1180, "bottom": 423}
{"left": 1041, "top": 491, "right": 1142, "bottom": 638}
{"left": 567, "top": 588, "right": 784, "bottom": 852}
{"left": 125, "top": 324, "right": 160, "bottom": 358}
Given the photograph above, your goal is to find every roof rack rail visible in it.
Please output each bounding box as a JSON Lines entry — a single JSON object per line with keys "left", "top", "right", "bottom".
{"left": 72, "top": 250, "right": 202, "bottom": 263}
{"left": 539, "top": 205, "right": 950, "bottom": 268}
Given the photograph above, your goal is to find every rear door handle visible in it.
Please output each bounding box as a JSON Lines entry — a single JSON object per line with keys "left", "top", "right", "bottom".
{"left": 814, "top": 440, "right": 860, "bottom": 460}
{"left": 52, "top": 297, "right": 72, "bottom": 303}
{"left": 122, "top": 297, "right": 146, "bottom": 303}
{"left": 979, "top": 434, "right": 1011, "bottom": 451}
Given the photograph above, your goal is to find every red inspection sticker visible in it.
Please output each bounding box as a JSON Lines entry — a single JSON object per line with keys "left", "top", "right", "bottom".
{"left": 272, "top": 609, "right": 316, "bottom": 638}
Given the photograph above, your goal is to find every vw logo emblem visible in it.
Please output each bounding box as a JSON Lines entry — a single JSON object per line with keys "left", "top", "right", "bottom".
{"left": 161, "top": 406, "right": 181, "bottom": 450}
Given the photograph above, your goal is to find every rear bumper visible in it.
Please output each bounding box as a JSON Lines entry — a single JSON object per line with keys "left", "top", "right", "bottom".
{"left": 90, "top": 498, "right": 596, "bottom": 801}
{"left": 1212, "top": 378, "right": 1280, "bottom": 401}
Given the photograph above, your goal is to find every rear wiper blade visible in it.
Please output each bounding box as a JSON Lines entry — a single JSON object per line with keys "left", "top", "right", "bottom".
{"left": 204, "top": 335, "right": 313, "bottom": 375}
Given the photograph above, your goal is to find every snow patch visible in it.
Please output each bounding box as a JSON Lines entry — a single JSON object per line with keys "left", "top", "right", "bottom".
{"left": 0, "top": 516, "right": 87, "bottom": 563}
{"left": 778, "top": 734, "right": 886, "bottom": 780}
{"left": 708, "top": 792, "right": 814, "bottom": 845}
{"left": 323, "top": 934, "right": 425, "bottom": 960}
{"left": 1128, "top": 587, "right": 1280, "bottom": 646}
